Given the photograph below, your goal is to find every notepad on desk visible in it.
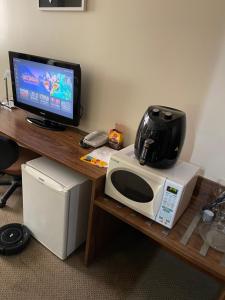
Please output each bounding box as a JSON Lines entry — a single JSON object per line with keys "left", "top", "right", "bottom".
{"left": 80, "top": 146, "right": 117, "bottom": 168}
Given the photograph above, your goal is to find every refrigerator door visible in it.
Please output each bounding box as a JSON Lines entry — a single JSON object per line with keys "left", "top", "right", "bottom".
{"left": 22, "top": 164, "right": 70, "bottom": 259}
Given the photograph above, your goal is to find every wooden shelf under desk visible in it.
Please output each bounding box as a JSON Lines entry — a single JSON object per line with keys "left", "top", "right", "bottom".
{"left": 94, "top": 193, "right": 225, "bottom": 282}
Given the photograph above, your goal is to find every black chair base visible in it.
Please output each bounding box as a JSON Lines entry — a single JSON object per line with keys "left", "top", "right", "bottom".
{"left": 0, "top": 176, "right": 22, "bottom": 208}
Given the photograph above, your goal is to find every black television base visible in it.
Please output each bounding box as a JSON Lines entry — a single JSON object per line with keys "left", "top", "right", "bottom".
{"left": 26, "top": 117, "right": 66, "bottom": 131}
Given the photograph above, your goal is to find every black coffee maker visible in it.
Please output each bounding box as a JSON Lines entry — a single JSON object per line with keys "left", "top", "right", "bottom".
{"left": 134, "top": 105, "right": 186, "bottom": 168}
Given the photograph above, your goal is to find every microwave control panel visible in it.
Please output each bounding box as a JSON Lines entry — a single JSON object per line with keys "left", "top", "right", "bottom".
{"left": 155, "top": 180, "right": 183, "bottom": 228}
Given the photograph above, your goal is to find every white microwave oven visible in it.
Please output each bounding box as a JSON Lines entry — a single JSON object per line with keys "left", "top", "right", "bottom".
{"left": 105, "top": 145, "right": 200, "bottom": 229}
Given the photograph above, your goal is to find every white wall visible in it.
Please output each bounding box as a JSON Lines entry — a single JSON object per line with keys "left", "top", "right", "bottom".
{"left": 0, "top": 0, "right": 225, "bottom": 180}
{"left": 191, "top": 35, "right": 225, "bottom": 182}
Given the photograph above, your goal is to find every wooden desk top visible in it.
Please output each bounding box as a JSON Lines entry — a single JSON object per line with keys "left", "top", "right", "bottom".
{"left": 0, "top": 107, "right": 106, "bottom": 180}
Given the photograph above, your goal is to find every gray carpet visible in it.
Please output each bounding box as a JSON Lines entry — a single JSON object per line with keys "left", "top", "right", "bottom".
{"left": 0, "top": 185, "right": 222, "bottom": 300}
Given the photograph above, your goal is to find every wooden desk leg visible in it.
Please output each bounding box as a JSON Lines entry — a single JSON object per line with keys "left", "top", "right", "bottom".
{"left": 85, "top": 178, "right": 104, "bottom": 265}
{"left": 218, "top": 288, "right": 225, "bottom": 300}
{"left": 84, "top": 178, "right": 122, "bottom": 266}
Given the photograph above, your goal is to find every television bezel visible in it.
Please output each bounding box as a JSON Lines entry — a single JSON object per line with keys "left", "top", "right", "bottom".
{"left": 8, "top": 51, "right": 81, "bottom": 127}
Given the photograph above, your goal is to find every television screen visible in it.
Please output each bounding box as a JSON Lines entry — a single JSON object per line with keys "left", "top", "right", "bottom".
{"left": 9, "top": 52, "right": 81, "bottom": 129}
{"left": 13, "top": 58, "right": 74, "bottom": 119}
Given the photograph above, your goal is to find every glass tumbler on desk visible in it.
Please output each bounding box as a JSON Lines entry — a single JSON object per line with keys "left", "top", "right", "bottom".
{"left": 199, "top": 206, "right": 225, "bottom": 253}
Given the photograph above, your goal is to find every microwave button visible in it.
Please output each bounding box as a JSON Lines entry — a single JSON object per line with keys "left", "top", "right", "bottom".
{"left": 111, "top": 170, "right": 154, "bottom": 203}
{"left": 170, "top": 204, "right": 175, "bottom": 210}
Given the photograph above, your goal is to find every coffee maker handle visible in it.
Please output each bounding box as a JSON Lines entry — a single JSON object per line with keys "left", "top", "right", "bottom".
{"left": 139, "top": 138, "right": 155, "bottom": 165}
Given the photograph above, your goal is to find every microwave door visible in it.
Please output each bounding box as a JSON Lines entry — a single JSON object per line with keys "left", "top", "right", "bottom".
{"left": 107, "top": 168, "right": 166, "bottom": 219}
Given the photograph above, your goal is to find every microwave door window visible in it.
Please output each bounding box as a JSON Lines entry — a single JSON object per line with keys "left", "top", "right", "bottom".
{"left": 111, "top": 170, "right": 154, "bottom": 203}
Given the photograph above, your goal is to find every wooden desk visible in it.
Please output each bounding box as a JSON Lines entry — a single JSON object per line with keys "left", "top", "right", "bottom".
{"left": 0, "top": 108, "right": 106, "bottom": 181}
{"left": 94, "top": 179, "right": 225, "bottom": 281}
{"left": 89, "top": 178, "right": 225, "bottom": 299}
{"left": 0, "top": 107, "right": 224, "bottom": 297}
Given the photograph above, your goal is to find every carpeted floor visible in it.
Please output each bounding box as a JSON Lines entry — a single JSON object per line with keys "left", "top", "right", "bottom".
{"left": 0, "top": 185, "right": 223, "bottom": 300}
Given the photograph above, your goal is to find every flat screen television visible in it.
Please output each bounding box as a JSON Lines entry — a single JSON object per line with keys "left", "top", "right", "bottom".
{"left": 9, "top": 51, "right": 81, "bottom": 130}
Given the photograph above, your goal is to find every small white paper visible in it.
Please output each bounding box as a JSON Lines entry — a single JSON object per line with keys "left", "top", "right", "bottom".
{"left": 88, "top": 146, "right": 117, "bottom": 165}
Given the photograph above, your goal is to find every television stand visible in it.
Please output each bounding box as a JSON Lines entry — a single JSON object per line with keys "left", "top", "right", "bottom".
{"left": 26, "top": 117, "right": 66, "bottom": 131}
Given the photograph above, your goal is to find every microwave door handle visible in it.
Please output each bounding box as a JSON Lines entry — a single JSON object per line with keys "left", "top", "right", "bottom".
{"left": 139, "top": 138, "right": 154, "bottom": 165}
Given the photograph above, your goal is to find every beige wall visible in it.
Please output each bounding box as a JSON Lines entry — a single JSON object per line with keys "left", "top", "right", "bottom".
{"left": 0, "top": 0, "right": 225, "bottom": 180}
{"left": 191, "top": 35, "right": 225, "bottom": 182}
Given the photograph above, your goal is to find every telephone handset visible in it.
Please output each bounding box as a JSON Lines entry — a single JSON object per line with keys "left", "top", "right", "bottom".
{"left": 80, "top": 131, "right": 108, "bottom": 148}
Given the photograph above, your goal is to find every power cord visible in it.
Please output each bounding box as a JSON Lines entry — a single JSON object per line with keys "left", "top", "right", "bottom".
{"left": 0, "top": 101, "right": 14, "bottom": 110}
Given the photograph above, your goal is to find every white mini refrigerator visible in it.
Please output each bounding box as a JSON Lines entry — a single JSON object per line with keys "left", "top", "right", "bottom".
{"left": 22, "top": 157, "right": 92, "bottom": 260}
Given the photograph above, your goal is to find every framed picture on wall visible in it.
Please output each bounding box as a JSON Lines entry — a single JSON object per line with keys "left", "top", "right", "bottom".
{"left": 39, "top": 0, "right": 86, "bottom": 11}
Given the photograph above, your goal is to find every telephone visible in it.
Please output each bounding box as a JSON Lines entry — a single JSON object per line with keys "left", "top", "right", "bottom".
{"left": 80, "top": 131, "right": 108, "bottom": 148}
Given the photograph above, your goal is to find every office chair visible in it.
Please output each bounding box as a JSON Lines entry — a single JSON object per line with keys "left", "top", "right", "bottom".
{"left": 0, "top": 136, "right": 39, "bottom": 208}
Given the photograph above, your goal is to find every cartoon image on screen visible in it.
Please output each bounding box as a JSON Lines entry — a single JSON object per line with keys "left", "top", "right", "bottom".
{"left": 40, "top": 72, "right": 72, "bottom": 100}
{"left": 14, "top": 58, "right": 74, "bottom": 119}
